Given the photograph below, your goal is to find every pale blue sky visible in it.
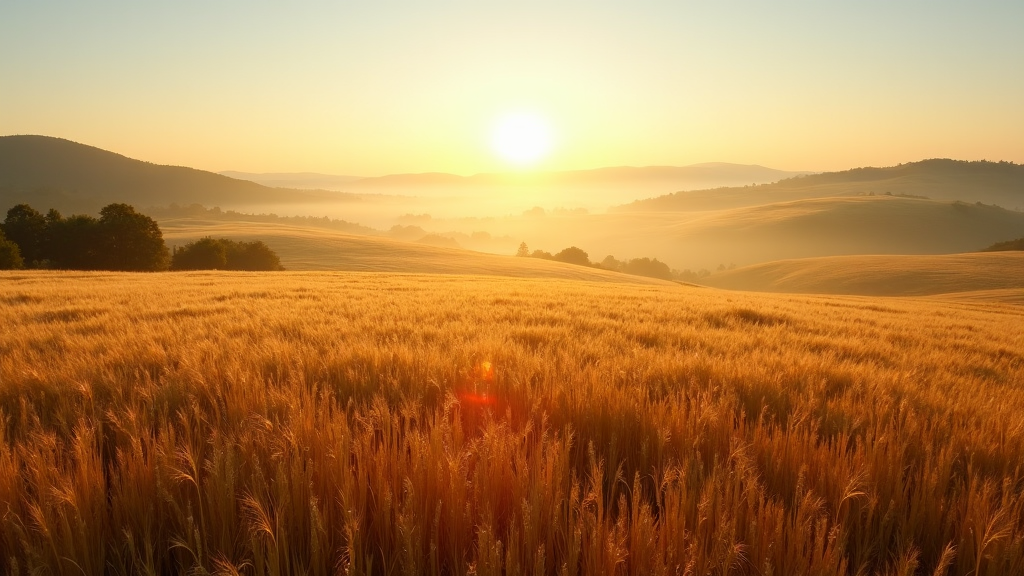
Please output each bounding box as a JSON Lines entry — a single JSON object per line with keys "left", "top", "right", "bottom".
{"left": 2, "top": 1, "right": 1021, "bottom": 174}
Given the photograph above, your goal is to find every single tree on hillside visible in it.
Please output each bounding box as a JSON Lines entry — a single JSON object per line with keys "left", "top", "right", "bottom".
{"left": 0, "top": 228, "right": 23, "bottom": 269}
{"left": 95, "top": 203, "right": 169, "bottom": 271}
{"left": 2, "top": 204, "right": 47, "bottom": 265}
{"left": 553, "top": 246, "right": 590, "bottom": 266}
{"left": 516, "top": 242, "right": 530, "bottom": 257}
{"left": 600, "top": 255, "right": 624, "bottom": 272}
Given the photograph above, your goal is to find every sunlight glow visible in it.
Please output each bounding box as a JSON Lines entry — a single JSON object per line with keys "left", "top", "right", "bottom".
{"left": 491, "top": 113, "right": 553, "bottom": 167}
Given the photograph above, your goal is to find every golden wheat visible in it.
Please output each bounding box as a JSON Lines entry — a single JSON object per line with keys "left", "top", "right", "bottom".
{"left": 0, "top": 271, "right": 1022, "bottom": 575}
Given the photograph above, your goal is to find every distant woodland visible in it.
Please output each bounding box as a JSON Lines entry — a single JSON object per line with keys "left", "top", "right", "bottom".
{"left": 516, "top": 242, "right": 715, "bottom": 282}
{"left": 982, "top": 237, "right": 1024, "bottom": 252}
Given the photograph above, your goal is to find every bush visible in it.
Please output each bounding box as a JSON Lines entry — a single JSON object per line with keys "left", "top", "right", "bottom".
{"left": 624, "top": 257, "right": 673, "bottom": 280}
{"left": 0, "top": 228, "right": 23, "bottom": 270}
{"left": 172, "top": 238, "right": 283, "bottom": 271}
{"left": 171, "top": 237, "right": 228, "bottom": 270}
{"left": 224, "top": 239, "right": 284, "bottom": 271}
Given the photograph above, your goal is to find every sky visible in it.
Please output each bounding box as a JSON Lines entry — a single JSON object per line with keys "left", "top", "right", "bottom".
{"left": 1, "top": 1, "right": 1022, "bottom": 176}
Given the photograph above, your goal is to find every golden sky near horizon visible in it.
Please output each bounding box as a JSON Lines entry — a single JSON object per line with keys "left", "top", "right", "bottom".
{"left": 1, "top": 1, "right": 1022, "bottom": 176}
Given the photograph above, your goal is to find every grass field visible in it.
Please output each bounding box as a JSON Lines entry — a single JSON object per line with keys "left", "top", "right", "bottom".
{"left": 701, "top": 252, "right": 1024, "bottom": 297}
{"left": 1, "top": 271, "right": 1023, "bottom": 575}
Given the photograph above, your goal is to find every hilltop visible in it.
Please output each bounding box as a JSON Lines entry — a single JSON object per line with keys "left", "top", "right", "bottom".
{"left": 0, "top": 135, "right": 350, "bottom": 212}
{"left": 616, "top": 159, "right": 1024, "bottom": 211}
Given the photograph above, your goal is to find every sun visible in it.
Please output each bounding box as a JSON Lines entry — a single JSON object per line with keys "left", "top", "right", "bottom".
{"left": 491, "top": 112, "right": 553, "bottom": 167}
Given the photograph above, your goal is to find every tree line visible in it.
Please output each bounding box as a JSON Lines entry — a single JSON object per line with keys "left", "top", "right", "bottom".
{"left": 516, "top": 242, "right": 674, "bottom": 280}
{"left": 0, "top": 203, "right": 282, "bottom": 271}
{"left": 515, "top": 242, "right": 727, "bottom": 282}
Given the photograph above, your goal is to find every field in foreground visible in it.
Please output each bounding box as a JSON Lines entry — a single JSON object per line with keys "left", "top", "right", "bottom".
{"left": 701, "top": 252, "right": 1024, "bottom": 297}
{"left": 1, "top": 272, "right": 1023, "bottom": 575}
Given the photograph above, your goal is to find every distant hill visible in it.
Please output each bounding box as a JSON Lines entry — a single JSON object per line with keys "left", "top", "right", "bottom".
{"left": 220, "top": 164, "right": 811, "bottom": 210}
{"left": 219, "top": 171, "right": 364, "bottom": 190}
{"left": 159, "top": 217, "right": 672, "bottom": 284}
{"left": 616, "top": 159, "right": 1024, "bottom": 212}
{"left": 331, "top": 163, "right": 810, "bottom": 191}
{"left": 506, "top": 195, "right": 1024, "bottom": 270}
{"left": 0, "top": 135, "right": 350, "bottom": 212}
{"left": 700, "top": 252, "right": 1024, "bottom": 296}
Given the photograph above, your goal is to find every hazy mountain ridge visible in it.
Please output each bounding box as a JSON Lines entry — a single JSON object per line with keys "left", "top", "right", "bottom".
{"left": 0, "top": 135, "right": 354, "bottom": 212}
{"left": 219, "top": 171, "right": 364, "bottom": 190}
{"left": 5, "top": 136, "right": 1023, "bottom": 274}
{"left": 228, "top": 164, "right": 811, "bottom": 192}
{"left": 616, "top": 159, "right": 1024, "bottom": 211}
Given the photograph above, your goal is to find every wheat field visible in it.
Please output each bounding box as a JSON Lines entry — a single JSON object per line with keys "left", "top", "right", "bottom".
{"left": 1, "top": 271, "right": 1022, "bottom": 575}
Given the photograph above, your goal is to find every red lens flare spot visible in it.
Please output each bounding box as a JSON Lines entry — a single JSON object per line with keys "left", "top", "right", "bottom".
{"left": 458, "top": 360, "right": 498, "bottom": 406}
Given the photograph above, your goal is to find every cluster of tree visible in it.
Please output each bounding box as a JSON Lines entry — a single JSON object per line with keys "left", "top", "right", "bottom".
{"left": 981, "top": 237, "right": 1024, "bottom": 252}
{"left": 515, "top": 242, "right": 736, "bottom": 282}
{"left": 1, "top": 203, "right": 169, "bottom": 270}
{"left": 516, "top": 242, "right": 676, "bottom": 280}
{"left": 0, "top": 203, "right": 284, "bottom": 272}
{"left": 598, "top": 255, "right": 674, "bottom": 280}
{"left": 171, "top": 237, "right": 284, "bottom": 270}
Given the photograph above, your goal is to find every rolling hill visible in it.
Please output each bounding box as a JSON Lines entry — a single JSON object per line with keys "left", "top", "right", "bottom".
{"left": 616, "top": 159, "right": 1024, "bottom": 212}
{"left": 158, "top": 217, "right": 672, "bottom": 284}
{"left": 0, "top": 135, "right": 351, "bottom": 212}
{"left": 219, "top": 171, "right": 364, "bottom": 190}
{"left": 700, "top": 251, "right": 1024, "bottom": 297}
{"left": 480, "top": 195, "right": 1024, "bottom": 270}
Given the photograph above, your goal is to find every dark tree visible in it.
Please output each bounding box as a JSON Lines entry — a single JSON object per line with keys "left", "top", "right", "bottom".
{"left": 170, "top": 237, "right": 283, "bottom": 271}
{"left": 2, "top": 204, "right": 47, "bottom": 265}
{"left": 48, "top": 214, "right": 101, "bottom": 270}
{"left": 516, "top": 242, "right": 530, "bottom": 257}
{"left": 0, "top": 228, "right": 23, "bottom": 270}
{"left": 981, "top": 237, "right": 1024, "bottom": 251}
{"left": 223, "top": 240, "right": 283, "bottom": 271}
{"left": 599, "top": 255, "right": 624, "bottom": 272}
{"left": 171, "top": 237, "right": 228, "bottom": 270}
{"left": 95, "top": 203, "right": 169, "bottom": 271}
{"left": 553, "top": 246, "right": 590, "bottom": 266}
{"left": 623, "top": 257, "right": 673, "bottom": 280}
